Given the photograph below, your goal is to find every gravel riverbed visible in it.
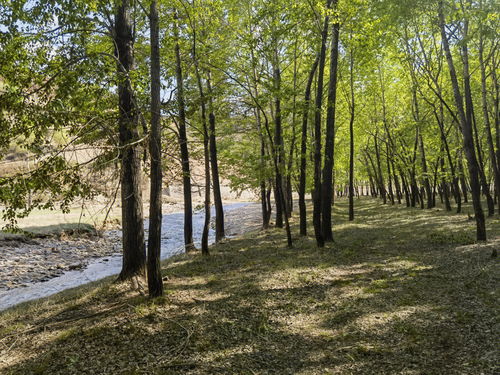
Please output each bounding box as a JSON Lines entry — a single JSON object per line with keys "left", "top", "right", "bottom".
{"left": 0, "top": 202, "right": 263, "bottom": 297}
{"left": 0, "top": 231, "right": 121, "bottom": 291}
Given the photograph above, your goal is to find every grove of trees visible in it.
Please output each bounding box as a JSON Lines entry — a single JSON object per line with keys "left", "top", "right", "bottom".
{"left": 0, "top": 0, "right": 498, "bottom": 297}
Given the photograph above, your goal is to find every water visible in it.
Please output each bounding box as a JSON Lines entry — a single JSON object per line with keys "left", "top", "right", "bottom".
{"left": 0, "top": 202, "right": 251, "bottom": 311}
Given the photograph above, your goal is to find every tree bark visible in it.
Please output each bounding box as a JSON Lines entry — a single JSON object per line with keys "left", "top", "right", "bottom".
{"left": 299, "top": 56, "right": 319, "bottom": 236}
{"left": 419, "top": 135, "right": 433, "bottom": 208}
{"left": 386, "top": 142, "right": 395, "bottom": 205}
{"left": 192, "top": 32, "right": 210, "bottom": 256}
{"left": 374, "top": 133, "right": 386, "bottom": 204}
{"left": 439, "top": 1, "right": 486, "bottom": 240}
{"left": 115, "top": 0, "right": 146, "bottom": 281}
{"left": 478, "top": 12, "right": 500, "bottom": 215}
{"left": 146, "top": 0, "right": 164, "bottom": 296}
{"left": 434, "top": 106, "right": 461, "bottom": 212}
{"left": 348, "top": 46, "right": 355, "bottom": 221}
{"left": 272, "top": 48, "right": 292, "bottom": 247}
{"left": 206, "top": 75, "right": 225, "bottom": 241}
{"left": 313, "top": 0, "right": 332, "bottom": 247}
{"left": 174, "top": 11, "right": 195, "bottom": 251}
{"left": 321, "top": 0, "right": 340, "bottom": 242}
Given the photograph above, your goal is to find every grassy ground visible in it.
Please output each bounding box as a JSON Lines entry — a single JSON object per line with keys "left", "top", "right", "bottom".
{"left": 0, "top": 198, "right": 498, "bottom": 374}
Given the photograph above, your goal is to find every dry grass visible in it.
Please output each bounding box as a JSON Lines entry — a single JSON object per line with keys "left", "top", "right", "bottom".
{"left": 0, "top": 198, "right": 498, "bottom": 374}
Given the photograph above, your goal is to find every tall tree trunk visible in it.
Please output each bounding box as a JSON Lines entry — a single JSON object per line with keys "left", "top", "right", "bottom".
{"left": 249, "top": 48, "right": 271, "bottom": 229}
{"left": 478, "top": 12, "right": 500, "bottom": 215}
{"left": 274, "top": 176, "right": 283, "bottom": 227}
{"left": 434, "top": 106, "right": 461, "bottom": 212}
{"left": 115, "top": 0, "right": 146, "bottom": 281}
{"left": 409, "top": 126, "right": 420, "bottom": 207}
{"left": 147, "top": 0, "right": 163, "bottom": 296}
{"left": 379, "top": 68, "right": 393, "bottom": 206}
{"left": 206, "top": 75, "right": 225, "bottom": 241}
{"left": 472, "top": 108, "right": 495, "bottom": 216}
{"left": 386, "top": 142, "right": 395, "bottom": 205}
{"left": 193, "top": 33, "right": 210, "bottom": 256}
{"left": 321, "top": 0, "right": 339, "bottom": 242}
{"left": 256, "top": 108, "right": 269, "bottom": 229}
{"left": 174, "top": 11, "right": 195, "bottom": 252}
{"left": 313, "top": 0, "right": 332, "bottom": 247}
{"left": 374, "top": 133, "right": 386, "bottom": 204}
{"left": 348, "top": 46, "right": 355, "bottom": 221}
{"left": 201, "top": 106, "right": 211, "bottom": 256}
{"left": 392, "top": 158, "right": 402, "bottom": 204}
{"left": 299, "top": 56, "right": 319, "bottom": 236}
{"left": 492, "top": 54, "right": 500, "bottom": 180}
{"left": 461, "top": 11, "right": 494, "bottom": 217}
{"left": 272, "top": 46, "right": 292, "bottom": 247}
{"left": 439, "top": 1, "right": 486, "bottom": 240}
{"left": 266, "top": 181, "right": 272, "bottom": 225}
{"left": 285, "top": 38, "right": 299, "bottom": 219}
{"left": 400, "top": 170, "right": 411, "bottom": 207}
{"left": 420, "top": 135, "right": 433, "bottom": 208}
{"left": 440, "top": 145, "right": 452, "bottom": 211}
{"left": 458, "top": 154, "right": 468, "bottom": 203}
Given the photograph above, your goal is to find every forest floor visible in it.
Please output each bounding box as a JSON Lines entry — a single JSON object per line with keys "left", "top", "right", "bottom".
{"left": 0, "top": 198, "right": 498, "bottom": 374}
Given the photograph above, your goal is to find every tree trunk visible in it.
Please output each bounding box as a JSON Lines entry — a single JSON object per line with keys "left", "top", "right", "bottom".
{"left": 271, "top": 45, "right": 292, "bottom": 247}
{"left": 321, "top": 0, "right": 339, "bottom": 242}
{"left": 256, "top": 108, "right": 270, "bottom": 229}
{"left": 274, "top": 176, "right": 283, "bottom": 227}
{"left": 392, "top": 158, "right": 402, "bottom": 204}
{"left": 420, "top": 135, "right": 433, "bottom": 208}
{"left": 472, "top": 108, "right": 495, "bottom": 216}
{"left": 115, "top": 0, "right": 146, "bottom": 281}
{"left": 386, "top": 142, "right": 395, "bottom": 205}
{"left": 400, "top": 170, "right": 410, "bottom": 207}
{"left": 348, "top": 46, "right": 355, "bottom": 221}
{"left": 299, "top": 56, "right": 319, "bottom": 236}
{"left": 458, "top": 156, "right": 468, "bottom": 203}
{"left": 479, "top": 15, "right": 500, "bottom": 215}
{"left": 434, "top": 106, "right": 461, "bottom": 212}
{"left": 206, "top": 75, "right": 225, "bottom": 241}
{"left": 174, "top": 11, "right": 195, "bottom": 252}
{"left": 193, "top": 33, "right": 210, "bottom": 256}
{"left": 201, "top": 109, "right": 211, "bottom": 256}
{"left": 249, "top": 48, "right": 271, "bottom": 230}
{"left": 440, "top": 146, "right": 452, "bottom": 211}
{"left": 313, "top": 0, "right": 332, "bottom": 247}
{"left": 374, "top": 133, "right": 386, "bottom": 204}
{"left": 439, "top": 1, "right": 486, "bottom": 240}
{"left": 492, "top": 54, "right": 500, "bottom": 182}
{"left": 146, "top": 0, "right": 163, "bottom": 296}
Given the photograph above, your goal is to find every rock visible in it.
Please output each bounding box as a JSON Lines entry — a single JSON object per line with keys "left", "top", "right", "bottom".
{"left": 68, "top": 263, "right": 84, "bottom": 270}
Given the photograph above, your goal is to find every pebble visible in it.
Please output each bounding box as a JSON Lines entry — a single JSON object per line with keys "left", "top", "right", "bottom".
{"left": 0, "top": 232, "right": 121, "bottom": 291}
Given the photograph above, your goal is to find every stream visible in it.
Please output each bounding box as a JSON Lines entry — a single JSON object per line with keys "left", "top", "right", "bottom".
{"left": 0, "top": 202, "right": 251, "bottom": 311}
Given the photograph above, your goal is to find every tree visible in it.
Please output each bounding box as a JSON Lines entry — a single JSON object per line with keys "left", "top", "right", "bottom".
{"left": 321, "top": 0, "right": 340, "bottom": 242}
{"left": 313, "top": 0, "right": 332, "bottom": 248}
{"left": 438, "top": 0, "right": 486, "bottom": 241}
{"left": 147, "top": 0, "right": 164, "bottom": 297}
{"left": 173, "top": 9, "right": 195, "bottom": 252}
{"left": 115, "top": 0, "right": 146, "bottom": 280}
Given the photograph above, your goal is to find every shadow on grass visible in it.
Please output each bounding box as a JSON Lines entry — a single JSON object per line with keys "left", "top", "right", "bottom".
{"left": 2, "top": 198, "right": 498, "bottom": 374}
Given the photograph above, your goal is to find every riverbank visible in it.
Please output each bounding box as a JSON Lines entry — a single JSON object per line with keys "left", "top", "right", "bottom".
{"left": 0, "top": 229, "right": 120, "bottom": 290}
{"left": 0, "top": 202, "right": 262, "bottom": 310}
{"left": 1, "top": 198, "right": 498, "bottom": 374}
